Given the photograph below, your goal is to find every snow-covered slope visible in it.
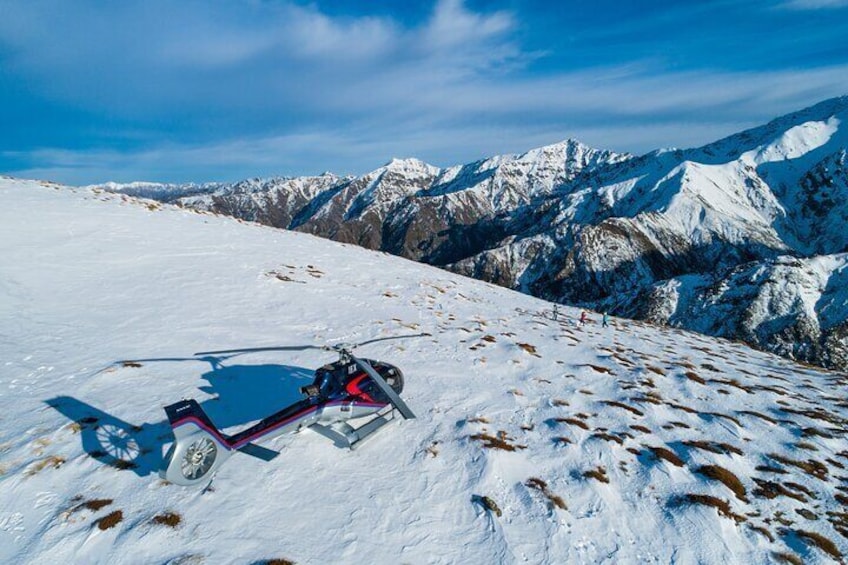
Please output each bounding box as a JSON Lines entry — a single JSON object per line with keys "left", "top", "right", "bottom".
{"left": 2, "top": 178, "right": 846, "bottom": 564}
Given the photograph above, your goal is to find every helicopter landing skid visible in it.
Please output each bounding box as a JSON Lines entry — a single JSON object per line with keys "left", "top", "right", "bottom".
{"left": 310, "top": 404, "right": 399, "bottom": 450}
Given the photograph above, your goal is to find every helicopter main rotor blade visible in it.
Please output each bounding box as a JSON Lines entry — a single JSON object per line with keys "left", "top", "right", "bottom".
{"left": 194, "top": 345, "right": 322, "bottom": 356}
{"left": 349, "top": 354, "right": 416, "bottom": 420}
{"left": 348, "top": 333, "right": 432, "bottom": 349}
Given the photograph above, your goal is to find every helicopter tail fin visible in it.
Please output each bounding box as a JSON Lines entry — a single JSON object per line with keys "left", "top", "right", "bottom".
{"left": 160, "top": 399, "right": 235, "bottom": 486}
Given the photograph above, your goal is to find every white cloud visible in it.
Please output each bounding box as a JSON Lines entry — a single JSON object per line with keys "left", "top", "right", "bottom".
{"left": 2, "top": 0, "right": 847, "bottom": 185}
{"left": 780, "top": 0, "right": 848, "bottom": 9}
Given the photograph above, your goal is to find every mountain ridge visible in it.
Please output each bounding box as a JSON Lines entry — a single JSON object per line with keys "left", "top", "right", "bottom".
{"left": 94, "top": 96, "right": 848, "bottom": 369}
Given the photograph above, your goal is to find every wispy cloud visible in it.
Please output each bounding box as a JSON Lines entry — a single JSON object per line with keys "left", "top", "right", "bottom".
{"left": 780, "top": 0, "right": 848, "bottom": 9}
{"left": 1, "top": 0, "right": 846, "bottom": 184}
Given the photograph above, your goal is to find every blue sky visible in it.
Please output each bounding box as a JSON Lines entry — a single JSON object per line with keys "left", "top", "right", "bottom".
{"left": 1, "top": 0, "right": 847, "bottom": 184}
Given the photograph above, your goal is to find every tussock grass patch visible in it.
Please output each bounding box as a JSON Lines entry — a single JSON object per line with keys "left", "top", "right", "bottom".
{"left": 26, "top": 455, "right": 65, "bottom": 475}
{"left": 630, "top": 425, "right": 652, "bottom": 434}
{"left": 737, "top": 410, "right": 778, "bottom": 424}
{"left": 78, "top": 499, "right": 112, "bottom": 512}
{"left": 646, "top": 446, "right": 684, "bottom": 467}
{"left": 827, "top": 509, "right": 848, "bottom": 539}
{"left": 601, "top": 401, "right": 644, "bottom": 417}
{"left": 152, "top": 512, "right": 181, "bottom": 528}
{"left": 795, "top": 508, "right": 818, "bottom": 521}
{"left": 592, "top": 432, "right": 623, "bottom": 445}
{"left": 583, "top": 466, "right": 609, "bottom": 484}
{"left": 748, "top": 524, "right": 774, "bottom": 542}
{"left": 801, "top": 427, "right": 837, "bottom": 439}
{"left": 685, "top": 371, "right": 705, "bottom": 384}
{"left": 96, "top": 510, "right": 123, "bottom": 530}
{"left": 525, "top": 478, "right": 567, "bottom": 510}
{"left": 682, "top": 440, "right": 743, "bottom": 456}
{"left": 516, "top": 343, "right": 540, "bottom": 357}
{"left": 467, "top": 416, "right": 489, "bottom": 424}
{"left": 771, "top": 551, "right": 803, "bottom": 565}
{"left": 680, "top": 494, "right": 746, "bottom": 523}
{"left": 553, "top": 417, "right": 589, "bottom": 430}
{"left": 752, "top": 479, "right": 807, "bottom": 502}
{"left": 768, "top": 454, "right": 828, "bottom": 480}
{"left": 694, "top": 465, "right": 748, "bottom": 502}
{"left": 470, "top": 432, "right": 526, "bottom": 452}
{"left": 791, "top": 529, "right": 843, "bottom": 560}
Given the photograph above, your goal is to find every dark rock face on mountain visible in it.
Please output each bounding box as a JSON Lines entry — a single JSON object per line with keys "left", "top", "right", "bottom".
{"left": 99, "top": 97, "right": 848, "bottom": 369}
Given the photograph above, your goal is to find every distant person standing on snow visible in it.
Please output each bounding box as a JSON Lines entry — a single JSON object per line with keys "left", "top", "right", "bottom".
{"left": 552, "top": 304, "right": 559, "bottom": 321}
{"left": 602, "top": 312, "right": 609, "bottom": 328}
{"left": 580, "top": 310, "right": 588, "bottom": 326}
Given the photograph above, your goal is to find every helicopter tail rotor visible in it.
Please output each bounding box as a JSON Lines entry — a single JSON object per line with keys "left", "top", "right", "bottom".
{"left": 160, "top": 399, "right": 234, "bottom": 486}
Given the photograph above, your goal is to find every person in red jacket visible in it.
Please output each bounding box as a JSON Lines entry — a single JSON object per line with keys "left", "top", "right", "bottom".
{"left": 580, "top": 310, "right": 588, "bottom": 326}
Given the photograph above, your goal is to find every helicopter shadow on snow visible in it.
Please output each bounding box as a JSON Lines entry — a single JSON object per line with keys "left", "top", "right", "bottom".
{"left": 45, "top": 355, "right": 316, "bottom": 479}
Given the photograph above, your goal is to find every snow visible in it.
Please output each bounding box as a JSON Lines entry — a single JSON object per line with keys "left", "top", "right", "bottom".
{"left": 1, "top": 178, "right": 847, "bottom": 564}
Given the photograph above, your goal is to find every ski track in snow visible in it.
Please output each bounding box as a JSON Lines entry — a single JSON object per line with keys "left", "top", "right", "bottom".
{"left": 0, "top": 179, "right": 846, "bottom": 564}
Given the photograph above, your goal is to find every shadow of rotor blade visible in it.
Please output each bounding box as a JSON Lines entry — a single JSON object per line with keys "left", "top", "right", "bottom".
{"left": 353, "top": 333, "right": 432, "bottom": 349}
{"left": 194, "top": 345, "right": 321, "bottom": 356}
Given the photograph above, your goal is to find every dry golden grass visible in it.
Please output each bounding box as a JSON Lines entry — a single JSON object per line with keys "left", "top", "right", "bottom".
{"left": 601, "top": 401, "right": 644, "bottom": 417}
{"left": 702, "top": 412, "right": 742, "bottom": 426}
{"left": 801, "top": 427, "right": 836, "bottom": 439}
{"left": 554, "top": 417, "right": 589, "bottom": 430}
{"left": 684, "top": 371, "right": 705, "bottom": 384}
{"left": 583, "top": 466, "right": 610, "bottom": 484}
{"left": 264, "top": 560, "right": 296, "bottom": 565}
{"left": 752, "top": 479, "right": 807, "bottom": 502}
{"left": 755, "top": 464, "right": 789, "bottom": 475}
{"left": 152, "top": 512, "right": 181, "bottom": 528}
{"left": 630, "top": 425, "right": 652, "bottom": 434}
{"left": 737, "top": 410, "right": 778, "bottom": 424}
{"left": 27, "top": 455, "right": 65, "bottom": 476}
{"left": 79, "top": 499, "right": 113, "bottom": 512}
{"left": 682, "top": 440, "right": 743, "bottom": 456}
{"left": 795, "top": 508, "right": 818, "bottom": 521}
{"left": 467, "top": 416, "right": 490, "bottom": 424}
{"left": 470, "top": 433, "right": 526, "bottom": 452}
{"left": 793, "top": 529, "right": 843, "bottom": 560}
{"left": 793, "top": 442, "right": 818, "bottom": 451}
{"left": 584, "top": 364, "right": 613, "bottom": 374}
{"left": 767, "top": 454, "right": 829, "bottom": 480}
{"left": 668, "top": 402, "right": 699, "bottom": 414}
{"left": 827, "top": 509, "right": 848, "bottom": 539}
{"left": 682, "top": 494, "right": 746, "bottom": 523}
{"left": 552, "top": 399, "right": 570, "bottom": 407}
{"left": 592, "top": 432, "right": 624, "bottom": 445}
{"left": 516, "top": 343, "right": 540, "bottom": 357}
{"left": 771, "top": 551, "right": 803, "bottom": 565}
{"left": 694, "top": 465, "right": 748, "bottom": 502}
{"left": 748, "top": 524, "right": 774, "bottom": 542}
{"left": 552, "top": 436, "right": 572, "bottom": 445}
{"left": 96, "top": 510, "right": 123, "bottom": 530}
{"left": 525, "top": 478, "right": 567, "bottom": 510}
{"left": 646, "top": 446, "right": 684, "bottom": 467}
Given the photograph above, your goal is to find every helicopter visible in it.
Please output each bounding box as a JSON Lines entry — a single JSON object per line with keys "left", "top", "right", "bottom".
{"left": 160, "top": 336, "right": 421, "bottom": 487}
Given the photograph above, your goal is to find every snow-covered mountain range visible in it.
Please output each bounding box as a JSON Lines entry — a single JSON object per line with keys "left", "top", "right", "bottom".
{"left": 2, "top": 178, "right": 846, "bottom": 563}
{"left": 96, "top": 97, "right": 848, "bottom": 370}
